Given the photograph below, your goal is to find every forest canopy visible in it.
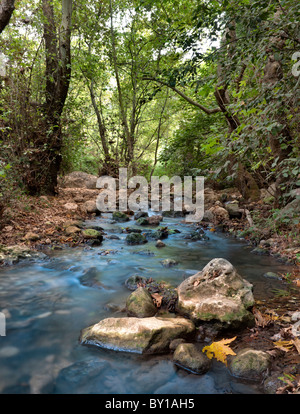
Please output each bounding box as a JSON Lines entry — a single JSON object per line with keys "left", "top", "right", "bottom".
{"left": 0, "top": 0, "right": 299, "bottom": 210}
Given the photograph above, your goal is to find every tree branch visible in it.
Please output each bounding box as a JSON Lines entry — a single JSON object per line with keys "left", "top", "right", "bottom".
{"left": 142, "top": 77, "right": 221, "bottom": 115}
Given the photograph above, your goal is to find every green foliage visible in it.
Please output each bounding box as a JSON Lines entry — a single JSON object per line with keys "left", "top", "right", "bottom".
{"left": 0, "top": 0, "right": 299, "bottom": 212}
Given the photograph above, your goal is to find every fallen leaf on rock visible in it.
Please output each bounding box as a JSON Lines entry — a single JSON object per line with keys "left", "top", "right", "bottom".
{"left": 202, "top": 336, "right": 237, "bottom": 366}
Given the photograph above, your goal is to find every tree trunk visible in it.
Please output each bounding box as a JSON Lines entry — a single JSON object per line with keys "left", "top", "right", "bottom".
{"left": 0, "top": 0, "right": 15, "bottom": 34}
{"left": 262, "top": 9, "right": 293, "bottom": 206}
{"left": 214, "top": 24, "right": 260, "bottom": 201}
{"left": 25, "top": 0, "right": 72, "bottom": 195}
{"left": 109, "top": 0, "right": 133, "bottom": 159}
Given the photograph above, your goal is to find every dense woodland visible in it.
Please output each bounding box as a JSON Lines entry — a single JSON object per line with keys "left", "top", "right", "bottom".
{"left": 0, "top": 0, "right": 299, "bottom": 232}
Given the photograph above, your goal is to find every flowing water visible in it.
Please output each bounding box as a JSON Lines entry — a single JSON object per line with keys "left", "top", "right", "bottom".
{"left": 0, "top": 214, "right": 291, "bottom": 394}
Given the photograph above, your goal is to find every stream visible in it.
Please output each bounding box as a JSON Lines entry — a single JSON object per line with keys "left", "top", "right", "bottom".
{"left": 0, "top": 213, "right": 292, "bottom": 394}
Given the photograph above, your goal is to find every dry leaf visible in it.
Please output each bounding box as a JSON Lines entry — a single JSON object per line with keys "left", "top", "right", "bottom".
{"left": 253, "top": 308, "right": 278, "bottom": 328}
{"left": 273, "top": 340, "right": 294, "bottom": 352}
{"left": 292, "top": 338, "right": 300, "bottom": 354}
{"left": 151, "top": 293, "right": 163, "bottom": 308}
{"left": 202, "top": 336, "right": 237, "bottom": 366}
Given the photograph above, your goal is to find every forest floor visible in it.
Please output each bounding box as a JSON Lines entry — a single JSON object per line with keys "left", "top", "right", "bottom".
{"left": 0, "top": 185, "right": 300, "bottom": 394}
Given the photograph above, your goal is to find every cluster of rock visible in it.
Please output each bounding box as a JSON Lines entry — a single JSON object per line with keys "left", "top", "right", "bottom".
{"left": 79, "top": 258, "right": 272, "bottom": 383}
{"left": 0, "top": 245, "right": 47, "bottom": 266}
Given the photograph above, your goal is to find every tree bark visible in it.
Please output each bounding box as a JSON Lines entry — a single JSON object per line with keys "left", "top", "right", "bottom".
{"left": 109, "top": 0, "right": 134, "bottom": 165}
{"left": 29, "top": 0, "right": 72, "bottom": 196}
{"left": 0, "top": 0, "right": 15, "bottom": 34}
{"left": 262, "top": 9, "right": 293, "bottom": 205}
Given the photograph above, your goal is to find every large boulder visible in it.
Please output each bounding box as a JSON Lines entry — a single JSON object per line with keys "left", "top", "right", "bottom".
{"left": 79, "top": 316, "right": 195, "bottom": 354}
{"left": 176, "top": 258, "right": 255, "bottom": 328}
{"left": 59, "top": 171, "right": 98, "bottom": 189}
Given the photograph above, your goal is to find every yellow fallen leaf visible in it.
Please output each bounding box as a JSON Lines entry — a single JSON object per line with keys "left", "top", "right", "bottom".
{"left": 202, "top": 337, "right": 237, "bottom": 366}
{"left": 273, "top": 340, "right": 294, "bottom": 352}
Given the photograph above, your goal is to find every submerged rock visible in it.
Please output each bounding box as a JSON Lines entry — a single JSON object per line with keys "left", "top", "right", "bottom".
{"left": 263, "top": 272, "right": 281, "bottom": 280}
{"left": 126, "top": 287, "right": 157, "bottom": 318}
{"left": 79, "top": 316, "right": 195, "bottom": 354}
{"left": 125, "top": 233, "right": 147, "bottom": 245}
{"left": 125, "top": 274, "right": 147, "bottom": 291}
{"left": 153, "top": 227, "right": 169, "bottom": 240}
{"left": 173, "top": 343, "right": 212, "bottom": 374}
{"left": 136, "top": 215, "right": 163, "bottom": 226}
{"left": 112, "top": 211, "right": 130, "bottom": 222}
{"left": 185, "top": 228, "right": 208, "bottom": 241}
{"left": 134, "top": 211, "right": 149, "bottom": 220}
{"left": 161, "top": 259, "right": 178, "bottom": 268}
{"left": 55, "top": 359, "right": 110, "bottom": 394}
{"left": 176, "top": 258, "right": 255, "bottom": 328}
{"left": 79, "top": 267, "right": 107, "bottom": 290}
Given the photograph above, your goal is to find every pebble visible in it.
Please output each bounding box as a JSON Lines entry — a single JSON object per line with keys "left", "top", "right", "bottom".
{"left": 0, "top": 346, "right": 20, "bottom": 358}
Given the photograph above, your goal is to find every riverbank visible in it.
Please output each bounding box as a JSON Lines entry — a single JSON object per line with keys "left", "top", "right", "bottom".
{"left": 1, "top": 185, "right": 299, "bottom": 271}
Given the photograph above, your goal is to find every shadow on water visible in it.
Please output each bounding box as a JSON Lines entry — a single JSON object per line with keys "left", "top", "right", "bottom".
{"left": 0, "top": 213, "right": 293, "bottom": 394}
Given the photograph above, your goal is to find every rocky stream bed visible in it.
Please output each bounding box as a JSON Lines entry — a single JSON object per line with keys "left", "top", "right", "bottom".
{"left": 0, "top": 207, "right": 300, "bottom": 394}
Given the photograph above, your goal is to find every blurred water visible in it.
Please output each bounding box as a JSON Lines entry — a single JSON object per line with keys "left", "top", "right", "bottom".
{"left": 0, "top": 214, "right": 291, "bottom": 394}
